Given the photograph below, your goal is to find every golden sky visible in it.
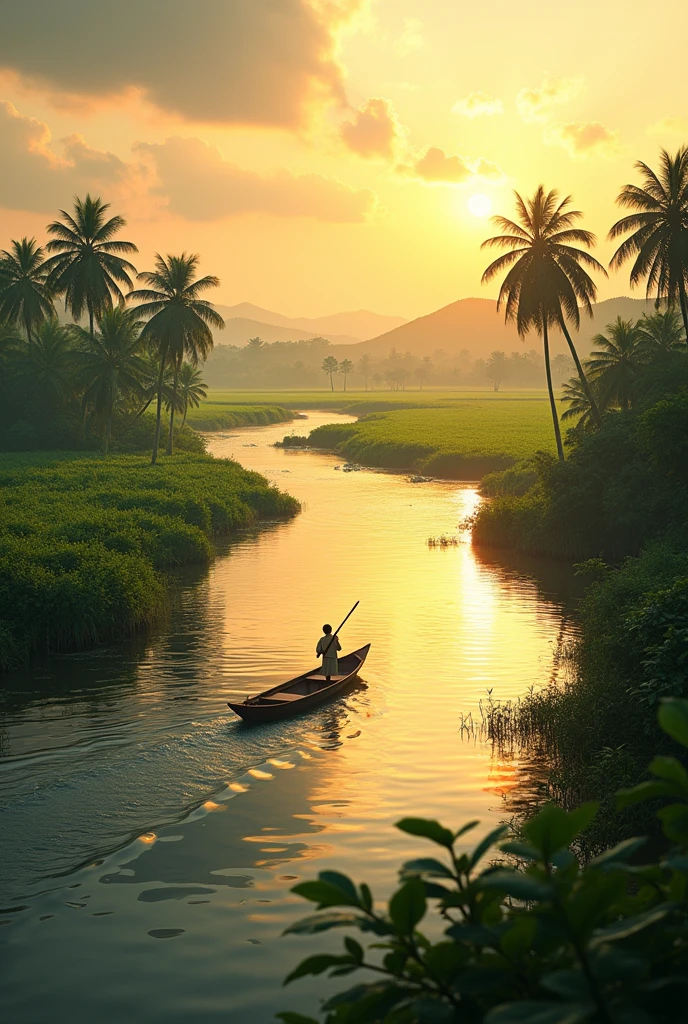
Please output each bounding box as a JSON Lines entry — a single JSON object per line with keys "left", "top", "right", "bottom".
{"left": 0, "top": 0, "right": 685, "bottom": 320}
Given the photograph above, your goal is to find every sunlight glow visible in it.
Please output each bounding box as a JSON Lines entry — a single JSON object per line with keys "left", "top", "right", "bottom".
{"left": 468, "top": 193, "right": 492, "bottom": 218}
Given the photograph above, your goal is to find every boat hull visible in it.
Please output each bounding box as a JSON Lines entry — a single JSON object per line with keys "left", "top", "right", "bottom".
{"left": 228, "top": 645, "right": 370, "bottom": 724}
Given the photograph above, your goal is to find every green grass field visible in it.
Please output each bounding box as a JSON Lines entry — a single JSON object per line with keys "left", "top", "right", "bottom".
{"left": 0, "top": 452, "right": 299, "bottom": 669}
{"left": 185, "top": 403, "right": 293, "bottom": 431}
{"left": 200, "top": 388, "right": 549, "bottom": 415}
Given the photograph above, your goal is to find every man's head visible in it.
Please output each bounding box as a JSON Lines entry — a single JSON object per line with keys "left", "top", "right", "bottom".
{"left": 322, "top": 624, "right": 332, "bottom": 634}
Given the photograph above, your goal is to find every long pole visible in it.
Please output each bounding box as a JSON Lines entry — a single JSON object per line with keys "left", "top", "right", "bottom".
{"left": 323, "top": 601, "right": 359, "bottom": 658}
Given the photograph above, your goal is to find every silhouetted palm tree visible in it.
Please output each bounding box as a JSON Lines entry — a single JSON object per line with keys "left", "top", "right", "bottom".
{"left": 322, "top": 355, "right": 338, "bottom": 390}
{"left": 0, "top": 237, "right": 55, "bottom": 342}
{"left": 586, "top": 316, "right": 644, "bottom": 412}
{"left": 561, "top": 376, "right": 598, "bottom": 429}
{"left": 636, "top": 308, "right": 685, "bottom": 358}
{"left": 20, "top": 318, "right": 75, "bottom": 409}
{"left": 609, "top": 148, "right": 688, "bottom": 340}
{"left": 482, "top": 186, "right": 605, "bottom": 460}
{"left": 339, "top": 358, "right": 354, "bottom": 391}
{"left": 174, "top": 362, "right": 207, "bottom": 430}
{"left": 44, "top": 194, "right": 138, "bottom": 339}
{"left": 73, "top": 307, "right": 146, "bottom": 454}
{"left": 128, "top": 253, "right": 224, "bottom": 462}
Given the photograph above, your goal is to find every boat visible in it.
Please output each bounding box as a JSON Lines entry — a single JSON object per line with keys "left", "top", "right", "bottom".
{"left": 227, "top": 644, "right": 371, "bottom": 724}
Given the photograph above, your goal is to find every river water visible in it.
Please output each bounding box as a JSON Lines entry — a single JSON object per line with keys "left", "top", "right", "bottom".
{"left": 0, "top": 411, "right": 580, "bottom": 1022}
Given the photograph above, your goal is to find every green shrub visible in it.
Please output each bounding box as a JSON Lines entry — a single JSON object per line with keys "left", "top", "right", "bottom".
{"left": 279, "top": 699, "right": 688, "bottom": 1024}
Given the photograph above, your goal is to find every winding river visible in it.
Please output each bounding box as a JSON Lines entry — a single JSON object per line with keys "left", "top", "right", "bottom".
{"left": 0, "top": 411, "right": 581, "bottom": 1022}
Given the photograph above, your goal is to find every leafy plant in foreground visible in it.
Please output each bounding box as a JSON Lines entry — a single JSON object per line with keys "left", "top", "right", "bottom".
{"left": 278, "top": 698, "right": 688, "bottom": 1023}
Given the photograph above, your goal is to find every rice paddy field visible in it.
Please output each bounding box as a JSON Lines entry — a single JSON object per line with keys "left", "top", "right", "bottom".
{"left": 195, "top": 389, "right": 557, "bottom": 478}
{"left": 186, "top": 403, "right": 293, "bottom": 431}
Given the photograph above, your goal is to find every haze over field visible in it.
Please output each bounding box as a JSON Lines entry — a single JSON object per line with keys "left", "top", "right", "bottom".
{"left": 0, "top": 0, "right": 686, "bottom": 324}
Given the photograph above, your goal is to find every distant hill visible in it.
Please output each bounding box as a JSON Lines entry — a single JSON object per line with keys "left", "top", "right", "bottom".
{"left": 349, "top": 296, "right": 661, "bottom": 360}
{"left": 212, "top": 315, "right": 360, "bottom": 347}
{"left": 216, "top": 303, "right": 406, "bottom": 342}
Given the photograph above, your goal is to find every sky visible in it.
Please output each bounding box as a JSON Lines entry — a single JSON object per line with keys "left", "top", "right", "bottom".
{"left": 0, "top": 0, "right": 686, "bottom": 320}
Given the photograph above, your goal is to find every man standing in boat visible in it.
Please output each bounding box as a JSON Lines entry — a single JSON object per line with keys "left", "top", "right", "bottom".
{"left": 317, "top": 624, "right": 341, "bottom": 681}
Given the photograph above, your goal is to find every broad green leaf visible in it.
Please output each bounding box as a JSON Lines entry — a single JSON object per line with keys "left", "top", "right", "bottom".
{"left": 590, "top": 946, "right": 648, "bottom": 982}
{"left": 410, "top": 995, "right": 455, "bottom": 1023}
{"left": 479, "top": 869, "right": 552, "bottom": 901}
{"left": 344, "top": 936, "right": 364, "bottom": 961}
{"left": 319, "top": 871, "right": 359, "bottom": 902}
{"left": 454, "top": 820, "right": 480, "bottom": 840}
{"left": 591, "top": 903, "right": 674, "bottom": 944}
{"left": 659, "top": 698, "right": 688, "bottom": 747}
{"left": 359, "top": 882, "right": 373, "bottom": 912}
{"left": 291, "top": 879, "right": 360, "bottom": 908}
{"left": 500, "top": 916, "right": 537, "bottom": 959}
{"left": 284, "top": 954, "right": 351, "bottom": 985}
{"left": 657, "top": 803, "right": 688, "bottom": 842}
{"left": 423, "top": 941, "right": 465, "bottom": 981}
{"left": 389, "top": 877, "right": 427, "bottom": 933}
{"left": 500, "top": 840, "right": 540, "bottom": 862}
{"left": 616, "top": 780, "right": 677, "bottom": 810}
{"left": 589, "top": 837, "right": 647, "bottom": 869}
{"left": 649, "top": 755, "right": 688, "bottom": 790}
{"left": 470, "top": 825, "right": 509, "bottom": 869}
{"left": 401, "top": 857, "right": 454, "bottom": 879}
{"left": 323, "top": 981, "right": 411, "bottom": 1020}
{"left": 396, "top": 818, "right": 454, "bottom": 848}
{"left": 523, "top": 802, "right": 598, "bottom": 859}
{"left": 422, "top": 881, "right": 454, "bottom": 900}
{"left": 541, "top": 969, "right": 590, "bottom": 1000}
{"left": 485, "top": 1001, "right": 593, "bottom": 1024}
{"left": 284, "top": 910, "right": 363, "bottom": 935}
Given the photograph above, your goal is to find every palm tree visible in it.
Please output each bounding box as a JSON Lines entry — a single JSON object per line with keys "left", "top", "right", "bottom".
{"left": 19, "top": 318, "right": 75, "bottom": 409}
{"left": 339, "top": 358, "right": 353, "bottom": 391}
{"left": 586, "top": 316, "right": 645, "bottom": 412}
{"left": 322, "top": 355, "right": 339, "bottom": 390}
{"left": 0, "top": 237, "right": 55, "bottom": 343}
{"left": 482, "top": 186, "right": 605, "bottom": 460}
{"left": 174, "top": 362, "right": 208, "bottom": 430}
{"left": 609, "top": 148, "right": 688, "bottom": 341}
{"left": 636, "top": 308, "right": 685, "bottom": 358}
{"left": 44, "top": 194, "right": 138, "bottom": 339}
{"left": 561, "top": 376, "right": 599, "bottom": 429}
{"left": 485, "top": 350, "right": 509, "bottom": 392}
{"left": 128, "top": 253, "right": 224, "bottom": 462}
{"left": 73, "top": 307, "right": 146, "bottom": 454}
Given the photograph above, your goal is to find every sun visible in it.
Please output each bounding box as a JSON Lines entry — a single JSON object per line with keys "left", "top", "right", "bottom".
{"left": 467, "top": 193, "right": 492, "bottom": 218}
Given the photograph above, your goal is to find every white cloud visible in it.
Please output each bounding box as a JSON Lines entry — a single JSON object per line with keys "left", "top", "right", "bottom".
{"left": 340, "top": 97, "right": 405, "bottom": 159}
{"left": 516, "top": 77, "right": 582, "bottom": 123}
{"left": 452, "top": 92, "right": 503, "bottom": 118}
{"left": 545, "top": 120, "right": 622, "bottom": 158}
{"left": 400, "top": 147, "right": 505, "bottom": 185}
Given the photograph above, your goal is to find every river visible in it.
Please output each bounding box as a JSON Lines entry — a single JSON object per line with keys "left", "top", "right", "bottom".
{"left": 0, "top": 411, "right": 581, "bottom": 1022}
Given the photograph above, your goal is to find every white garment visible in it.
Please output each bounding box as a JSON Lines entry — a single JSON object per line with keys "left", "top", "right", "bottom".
{"left": 316, "top": 633, "right": 341, "bottom": 674}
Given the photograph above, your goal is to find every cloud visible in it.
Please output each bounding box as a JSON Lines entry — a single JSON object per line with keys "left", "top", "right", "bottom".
{"left": 340, "top": 97, "right": 405, "bottom": 159}
{"left": 452, "top": 92, "right": 503, "bottom": 118}
{"left": 0, "top": 100, "right": 127, "bottom": 212}
{"left": 0, "top": 0, "right": 360, "bottom": 127}
{"left": 394, "top": 17, "right": 424, "bottom": 55}
{"left": 516, "top": 77, "right": 582, "bottom": 123}
{"left": 647, "top": 116, "right": 688, "bottom": 136}
{"left": 546, "top": 121, "right": 621, "bottom": 158}
{"left": 400, "top": 147, "right": 505, "bottom": 185}
{"left": 137, "top": 136, "right": 376, "bottom": 222}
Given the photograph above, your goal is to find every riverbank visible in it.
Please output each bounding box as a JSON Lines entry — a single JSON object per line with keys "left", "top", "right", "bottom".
{"left": 0, "top": 451, "right": 299, "bottom": 670}
{"left": 186, "top": 403, "right": 293, "bottom": 432}
{"left": 282, "top": 402, "right": 554, "bottom": 479}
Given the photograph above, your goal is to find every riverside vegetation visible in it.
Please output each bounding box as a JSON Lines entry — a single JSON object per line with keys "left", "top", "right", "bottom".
{"left": 278, "top": 698, "right": 688, "bottom": 1024}
{"left": 0, "top": 452, "right": 298, "bottom": 669}
{"left": 0, "top": 193, "right": 298, "bottom": 668}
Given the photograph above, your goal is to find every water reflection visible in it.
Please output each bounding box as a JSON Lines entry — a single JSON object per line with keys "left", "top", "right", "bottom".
{"left": 0, "top": 410, "right": 581, "bottom": 1023}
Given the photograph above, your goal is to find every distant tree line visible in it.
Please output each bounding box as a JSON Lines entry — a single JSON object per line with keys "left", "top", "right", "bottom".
{"left": 0, "top": 194, "right": 221, "bottom": 461}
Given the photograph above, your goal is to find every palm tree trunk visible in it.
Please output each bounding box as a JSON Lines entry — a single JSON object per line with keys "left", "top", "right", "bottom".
{"left": 105, "top": 405, "right": 112, "bottom": 457}
{"left": 558, "top": 319, "right": 602, "bottom": 428}
{"left": 543, "top": 321, "right": 564, "bottom": 462}
{"left": 151, "top": 355, "right": 167, "bottom": 465}
{"left": 181, "top": 401, "right": 188, "bottom": 432}
{"left": 88, "top": 304, "right": 94, "bottom": 342}
{"left": 678, "top": 281, "right": 688, "bottom": 345}
{"left": 166, "top": 364, "right": 179, "bottom": 456}
{"left": 330, "top": 372, "right": 334, "bottom": 391}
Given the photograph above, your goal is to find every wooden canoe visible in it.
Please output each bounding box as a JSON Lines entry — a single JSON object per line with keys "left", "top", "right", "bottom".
{"left": 227, "top": 644, "right": 371, "bottom": 724}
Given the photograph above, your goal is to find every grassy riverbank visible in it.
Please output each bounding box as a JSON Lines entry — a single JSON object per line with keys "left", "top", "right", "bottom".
{"left": 299, "top": 401, "right": 554, "bottom": 478}
{"left": 0, "top": 452, "right": 299, "bottom": 670}
{"left": 185, "top": 403, "right": 293, "bottom": 432}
